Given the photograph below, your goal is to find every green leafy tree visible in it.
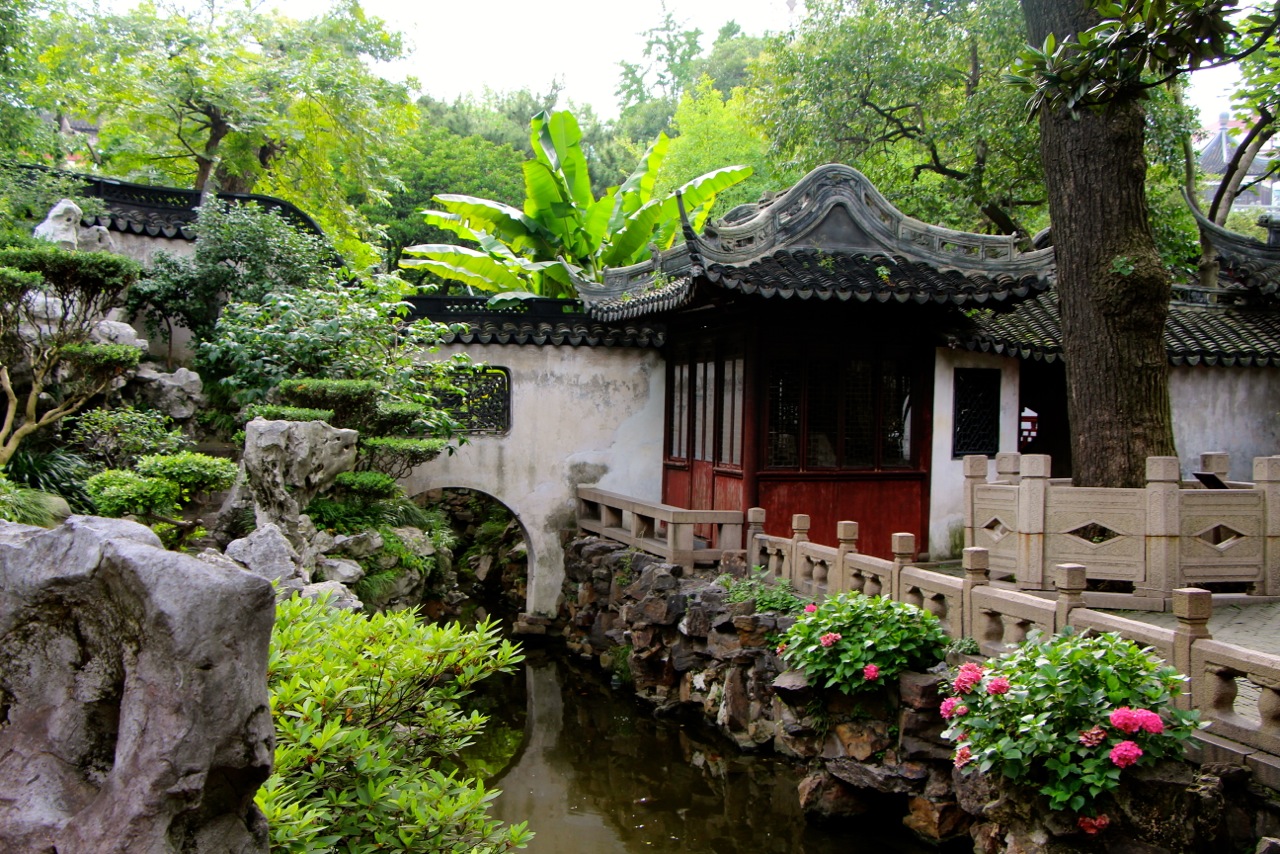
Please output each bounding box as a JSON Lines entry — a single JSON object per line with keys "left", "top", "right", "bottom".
{"left": 31, "top": 0, "right": 416, "bottom": 253}
{"left": 402, "top": 109, "right": 751, "bottom": 297}
{"left": 753, "top": 0, "right": 1045, "bottom": 237}
{"left": 260, "top": 597, "right": 531, "bottom": 853}
{"left": 1008, "top": 0, "right": 1278, "bottom": 487}
{"left": 0, "top": 247, "right": 141, "bottom": 468}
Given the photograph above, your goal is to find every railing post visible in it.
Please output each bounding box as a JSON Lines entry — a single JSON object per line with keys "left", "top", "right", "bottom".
{"left": 891, "top": 532, "right": 915, "bottom": 602}
{"left": 1143, "top": 456, "right": 1182, "bottom": 600}
{"left": 789, "top": 514, "right": 810, "bottom": 590}
{"left": 746, "top": 507, "right": 766, "bottom": 571}
{"left": 963, "top": 455, "right": 989, "bottom": 549}
{"left": 995, "top": 451, "right": 1021, "bottom": 484}
{"left": 1172, "top": 587, "right": 1212, "bottom": 711}
{"left": 1200, "top": 451, "right": 1230, "bottom": 481}
{"left": 1253, "top": 457, "right": 1280, "bottom": 596}
{"left": 833, "top": 521, "right": 858, "bottom": 594}
{"left": 1054, "top": 563, "right": 1087, "bottom": 631}
{"left": 961, "top": 546, "right": 990, "bottom": 641}
{"left": 1016, "top": 454, "right": 1050, "bottom": 590}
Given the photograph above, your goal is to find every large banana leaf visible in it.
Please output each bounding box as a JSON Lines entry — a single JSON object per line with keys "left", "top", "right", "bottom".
{"left": 599, "top": 197, "right": 669, "bottom": 268}
{"left": 432, "top": 194, "right": 550, "bottom": 255}
{"left": 422, "top": 211, "right": 521, "bottom": 260}
{"left": 612, "top": 132, "right": 669, "bottom": 232}
{"left": 658, "top": 166, "right": 754, "bottom": 223}
{"left": 531, "top": 110, "right": 594, "bottom": 210}
{"left": 400, "top": 244, "right": 527, "bottom": 292}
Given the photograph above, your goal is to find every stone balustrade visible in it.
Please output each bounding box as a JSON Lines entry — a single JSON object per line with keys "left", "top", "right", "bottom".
{"left": 576, "top": 487, "right": 742, "bottom": 569}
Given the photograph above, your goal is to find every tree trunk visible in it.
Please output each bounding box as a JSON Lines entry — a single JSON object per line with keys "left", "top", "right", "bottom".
{"left": 1021, "top": 0, "right": 1177, "bottom": 488}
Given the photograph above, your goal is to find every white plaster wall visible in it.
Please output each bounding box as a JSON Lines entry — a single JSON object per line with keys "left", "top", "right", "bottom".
{"left": 1170, "top": 365, "right": 1280, "bottom": 481}
{"left": 928, "top": 348, "right": 1020, "bottom": 560}
{"left": 403, "top": 343, "right": 665, "bottom": 616}
{"left": 106, "top": 231, "right": 195, "bottom": 266}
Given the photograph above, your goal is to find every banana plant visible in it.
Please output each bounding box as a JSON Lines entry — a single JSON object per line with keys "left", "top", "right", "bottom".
{"left": 400, "top": 109, "right": 752, "bottom": 298}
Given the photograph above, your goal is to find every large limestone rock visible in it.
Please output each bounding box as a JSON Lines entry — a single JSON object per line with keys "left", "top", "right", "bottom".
{"left": 130, "top": 364, "right": 204, "bottom": 421}
{"left": 33, "top": 198, "right": 83, "bottom": 249}
{"left": 0, "top": 516, "right": 275, "bottom": 854}
{"left": 239, "top": 418, "right": 358, "bottom": 543}
{"left": 225, "top": 522, "right": 308, "bottom": 592}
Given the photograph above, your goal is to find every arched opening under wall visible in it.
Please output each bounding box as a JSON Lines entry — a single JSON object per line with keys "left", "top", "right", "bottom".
{"left": 411, "top": 487, "right": 533, "bottom": 622}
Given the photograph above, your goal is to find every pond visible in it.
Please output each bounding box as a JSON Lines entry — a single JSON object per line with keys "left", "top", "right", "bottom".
{"left": 460, "top": 649, "right": 953, "bottom": 854}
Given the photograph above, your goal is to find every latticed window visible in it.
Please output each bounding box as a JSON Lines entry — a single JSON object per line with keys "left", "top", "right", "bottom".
{"left": 441, "top": 367, "right": 511, "bottom": 434}
{"left": 666, "top": 346, "right": 745, "bottom": 467}
{"left": 765, "top": 352, "right": 916, "bottom": 470}
{"left": 952, "top": 368, "right": 1001, "bottom": 457}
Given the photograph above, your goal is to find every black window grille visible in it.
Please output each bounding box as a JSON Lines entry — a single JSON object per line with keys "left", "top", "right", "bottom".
{"left": 952, "top": 368, "right": 1001, "bottom": 457}
{"left": 443, "top": 367, "right": 511, "bottom": 434}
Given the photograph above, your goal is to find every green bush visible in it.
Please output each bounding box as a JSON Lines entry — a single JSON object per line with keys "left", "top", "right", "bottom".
{"left": 258, "top": 595, "right": 531, "bottom": 853}
{"left": 333, "top": 470, "right": 401, "bottom": 500}
{"left": 358, "top": 436, "right": 446, "bottom": 479}
{"left": 780, "top": 592, "right": 948, "bottom": 694}
{"left": 277, "top": 378, "right": 380, "bottom": 426}
{"left": 134, "top": 451, "right": 238, "bottom": 498}
{"left": 85, "top": 469, "right": 181, "bottom": 519}
{"left": 242, "top": 404, "right": 334, "bottom": 424}
{"left": 71, "top": 406, "right": 188, "bottom": 469}
{"left": 941, "top": 629, "right": 1199, "bottom": 816}
{"left": 716, "top": 569, "right": 806, "bottom": 615}
{"left": 367, "top": 401, "right": 427, "bottom": 435}
{"left": 0, "top": 474, "right": 61, "bottom": 526}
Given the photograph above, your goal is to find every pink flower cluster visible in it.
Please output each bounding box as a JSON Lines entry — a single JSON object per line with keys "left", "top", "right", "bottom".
{"left": 863, "top": 664, "right": 880, "bottom": 680}
{"left": 953, "top": 745, "right": 973, "bottom": 768}
{"left": 1109, "top": 740, "right": 1143, "bottom": 768}
{"left": 986, "top": 677, "right": 1010, "bottom": 696}
{"left": 775, "top": 642, "right": 787, "bottom": 655}
{"left": 939, "top": 697, "right": 969, "bottom": 719}
{"left": 1109, "top": 706, "right": 1164, "bottom": 735}
{"left": 952, "top": 662, "right": 986, "bottom": 694}
{"left": 1078, "top": 814, "right": 1111, "bottom": 835}
{"left": 819, "top": 631, "right": 842, "bottom": 647}
{"left": 804, "top": 603, "right": 818, "bottom": 613}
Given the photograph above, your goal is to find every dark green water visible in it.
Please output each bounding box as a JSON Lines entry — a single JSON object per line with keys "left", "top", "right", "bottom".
{"left": 462, "top": 650, "right": 951, "bottom": 854}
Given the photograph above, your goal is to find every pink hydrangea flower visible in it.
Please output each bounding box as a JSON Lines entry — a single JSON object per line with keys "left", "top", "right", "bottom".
{"left": 1078, "top": 726, "right": 1107, "bottom": 747}
{"left": 819, "top": 631, "right": 842, "bottom": 647}
{"left": 863, "top": 664, "right": 880, "bottom": 680}
{"left": 1135, "top": 709, "right": 1164, "bottom": 734}
{"left": 953, "top": 745, "right": 974, "bottom": 768}
{"left": 1109, "top": 706, "right": 1142, "bottom": 734}
{"left": 986, "top": 677, "right": 1011, "bottom": 695}
{"left": 1078, "top": 814, "right": 1111, "bottom": 835}
{"left": 940, "top": 697, "right": 963, "bottom": 719}
{"left": 952, "top": 662, "right": 986, "bottom": 694}
{"left": 775, "top": 642, "right": 787, "bottom": 655}
{"left": 804, "top": 603, "right": 818, "bottom": 613}
{"left": 1109, "top": 740, "right": 1143, "bottom": 768}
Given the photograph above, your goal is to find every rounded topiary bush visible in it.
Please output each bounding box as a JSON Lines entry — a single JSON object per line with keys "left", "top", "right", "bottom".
{"left": 779, "top": 592, "right": 949, "bottom": 693}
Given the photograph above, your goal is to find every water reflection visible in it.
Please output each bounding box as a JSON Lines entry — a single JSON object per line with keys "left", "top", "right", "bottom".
{"left": 473, "top": 654, "right": 939, "bottom": 854}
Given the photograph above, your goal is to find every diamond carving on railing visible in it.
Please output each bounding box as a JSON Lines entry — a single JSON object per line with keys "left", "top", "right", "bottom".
{"left": 1064, "top": 522, "right": 1122, "bottom": 546}
{"left": 1194, "top": 523, "right": 1245, "bottom": 550}
{"left": 982, "top": 517, "right": 1011, "bottom": 544}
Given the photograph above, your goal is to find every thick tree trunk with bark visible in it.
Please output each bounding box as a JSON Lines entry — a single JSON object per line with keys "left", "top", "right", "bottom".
{"left": 1021, "top": 0, "right": 1177, "bottom": 487}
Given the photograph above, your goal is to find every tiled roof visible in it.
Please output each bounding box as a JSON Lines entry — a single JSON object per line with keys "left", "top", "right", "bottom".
{"left": 701, "top": 248, "right": 1049, "bottom": 306}
{"left": 968, "top": 290, "right": 1280, "bottom": 367}
{"left": 585, "top": 164, "right": 1057, "bottom": 321}
{"left": 406, "top": 296, "right": 665, "bottom": 348}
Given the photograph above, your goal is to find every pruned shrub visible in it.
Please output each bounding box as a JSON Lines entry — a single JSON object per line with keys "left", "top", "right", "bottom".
{"left": 134, "top": 451, "right": 238, "bottom": 498}
{"left": 241, "top": 404, "right": 334, "bottom": 424}
{"left": 71, "top": 406, "right": 188, "bottom": 469}
{"left": 85, "top": 469, "right": 181, "bottom": 519}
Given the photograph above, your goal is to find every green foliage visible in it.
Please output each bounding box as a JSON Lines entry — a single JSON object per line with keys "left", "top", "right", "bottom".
{"left": 277, "top": 378, "right": 380, "bottom": 425}
{"left": 127, "top": 202, "right": 336, "bottom": 352}
{"left": 402, "top": 109, "right": 752, "bottom": 296}
{"left": 3, "top": 445, "right": 95, "bottom": 512}
{"left": 242, "top": 405, "right": 335, "bottom": 424}
{"left": 0, "top": 244, "right": 140, "bottom": 297}
{"left": 258, "top": 596, "right": 531, "bottom": 853}
{"left": 332, "top": 470, "right": 401, "bottom": 501}
{"left": 358, "top": 436, "right": 446, "bottom": 479}
{"left": 780, "top": 592, "right": 948, "bottom": 694}
{"left": 716, "top": 569, "right": 805, "bottom": 615}
{"left": 0, "top": 472, "right": 60, "bottom": 526}
{"left": 85, "top": 469, "right": 181, "bottom": 519}
{"left": 0, "top": 165, "right": 107, "bottom": 244}
{"left": 70, "top": 406, "right": 188, "bottom": 469}
{"left": 942, "top": 630, "right": 1199, "bottom": 815}
{"left": 59, "top": 342, "right": 141, "bottom": 378}
{"left": 134, "top": 451, "right": 237, "bottom": 498}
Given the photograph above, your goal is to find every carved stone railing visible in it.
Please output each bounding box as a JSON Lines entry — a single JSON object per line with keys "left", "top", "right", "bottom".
{"left": 576, "top": 487, "right": 742, "bottom": 569}
{"left": 746, "top": 509, "right": 1280, "bottom": 789}
{"left": 963, "top": 451, "right": 1280, "bottom": 610}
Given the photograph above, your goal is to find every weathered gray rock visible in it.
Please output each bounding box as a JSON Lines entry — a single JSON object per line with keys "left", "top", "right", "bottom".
{"left": 130, "top": 364, "right": 204, "bottom": 420}
{"left": 333, "top": 530, "right": 384, "bottom": 559}
{"left": 0, "top": 516, "right": 274, "bottom": 853}
{"left": 77, "top": 224, "right": 116, "bottom": 252}
{"left": 91, "top": 319, "right": 148, "bottom": 351}
{"left": 316, "top": 557, "right": 365, "bottom": 585}
{"left": 195, "top": 546, "right": 249, "bottom": 575}
{"left": 33, "top": 198, "right": 82, "bottom": 249}
{"left": 225, "top": 522, "right": 306, "bottom": 585}
{"left": 390, "top": 525, "right": 436, "bottom": 557}
{"left": 301, "top": 580, "right": 363, "bottom": 611}
{"left": 240, "top": 418, "right": 358, "bottom": 543}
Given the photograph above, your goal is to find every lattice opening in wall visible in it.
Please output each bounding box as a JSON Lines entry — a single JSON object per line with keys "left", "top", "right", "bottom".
{"left": 982, "top": 517, "right": 1012, "bottom": 544}
{"left": 440, "top": 367, "right": 511, "bottom": 434}
{"left": 1064, "top": 522, "right": 1122, "bottom": 546}
{"left": 1195, "top": 523, "right": 1245, "bottom": 550}
{"left": 953, "top": 368, "right": 1000, "bottom": 457}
